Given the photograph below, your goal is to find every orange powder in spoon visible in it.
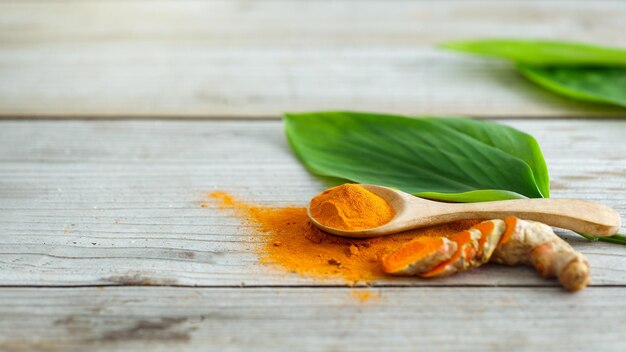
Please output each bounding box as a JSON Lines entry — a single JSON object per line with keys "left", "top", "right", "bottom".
{"left": 309, "top": 184, "right": 395, "bottom": 230}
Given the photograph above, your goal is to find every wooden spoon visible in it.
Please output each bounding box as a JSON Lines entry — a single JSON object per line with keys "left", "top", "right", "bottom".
{"left": 307, "top": 184, "right": 622, "bottom": 238}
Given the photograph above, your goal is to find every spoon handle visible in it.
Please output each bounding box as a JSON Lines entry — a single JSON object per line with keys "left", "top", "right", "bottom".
{"left": 442, "top": 198, "right": 621, "bottom": 236}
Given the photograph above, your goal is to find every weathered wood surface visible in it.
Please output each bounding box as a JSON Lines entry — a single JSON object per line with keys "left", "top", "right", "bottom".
{"left": 0, "top": 119, "right": 624, "bottom": 287}
{"left": 2, "top": 2, "right": 625, "bottom": 350}
{"left": 1, "top": 286, "right": 625, "bottom": 352}
{"left": 1, "top": 1, "right": 626, "bottom": 118}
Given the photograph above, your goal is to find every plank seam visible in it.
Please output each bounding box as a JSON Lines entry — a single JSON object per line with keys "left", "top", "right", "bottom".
{"left": 1, "top": 284, "right": 625, "bottom": 289}
{"left": 1, "top": 116, "right": 626, "bottom": 121}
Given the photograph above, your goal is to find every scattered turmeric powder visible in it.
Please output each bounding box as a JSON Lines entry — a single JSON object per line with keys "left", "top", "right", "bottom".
{"left": 351, "top": 289, "right": 379, "bottom": 303}
{"left": 309, "top": 184, "right": 395, "bottom": 230}
{"left": 348, "top": 244, "right": 359, "bottom": 257}
{"left": 210, "top": 189, "right": 591, "bottom": 291}
{"left": 208, "top": 190, "right": 477, "bottom": 283}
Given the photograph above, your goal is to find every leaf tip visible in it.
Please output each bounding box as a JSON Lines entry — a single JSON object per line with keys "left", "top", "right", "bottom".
{"left": 282, "top": 111, "right": 298, "bottom": 119}
{"left": 438, "top": 40, "right": 465, "bottom": 51}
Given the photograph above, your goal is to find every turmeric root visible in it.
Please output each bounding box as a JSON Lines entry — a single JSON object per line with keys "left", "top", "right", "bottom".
{"left": 382, "top": 237, "right": 457, "bottom": 275}
{"left": 382, "top": 216, "right": 590, "bottom": 291}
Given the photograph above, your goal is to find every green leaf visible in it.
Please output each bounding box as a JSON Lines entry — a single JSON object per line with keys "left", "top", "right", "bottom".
{"left": 517, "top": 65, "right": 626, "bottom": 108}
{"left": 432, "top": 118, "right": 550, "bottom": 198}
{"left": 284, "top": 111, "right": 547, "bottom": 203}
{"left": 441, "top": 39, "right": 626, "bottom": 108}
{"left": 441, "top": 39, "right": 626, "bottom": 67}
{"left": 578, "top": 233, "right": 626, "bottom": 246}
{"left": 417, "top": 190, "right": 527, "bottom": 203}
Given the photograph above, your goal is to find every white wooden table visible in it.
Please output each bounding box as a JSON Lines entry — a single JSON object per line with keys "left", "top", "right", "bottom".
{"left": 1, "top": 1, "right": 625, "bottom": 351}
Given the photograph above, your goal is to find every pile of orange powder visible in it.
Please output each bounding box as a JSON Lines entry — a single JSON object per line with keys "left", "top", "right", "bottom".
{"left": 208, "top": 184, "right": 477, "bottom": 284}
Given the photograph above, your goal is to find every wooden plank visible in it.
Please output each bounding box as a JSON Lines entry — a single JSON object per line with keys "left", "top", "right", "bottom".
{"left": 1, "top": 1, "right": 626, "bottom": 118}
{"left": 0, "top": 286, "right": 624, "bottom": 351}
{"left": 0, "top": 119, "right": 624, "bottom": 286}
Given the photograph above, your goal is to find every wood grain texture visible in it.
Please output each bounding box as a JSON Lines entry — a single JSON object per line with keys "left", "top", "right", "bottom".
{"left": 1, "top": 1, "right": 626, "bottom": 118}
{"left": 0, "top": 119, "right": 624, "bottom": 287}
{"left": 0, "top": 286, "right": 624, "bottom": 352}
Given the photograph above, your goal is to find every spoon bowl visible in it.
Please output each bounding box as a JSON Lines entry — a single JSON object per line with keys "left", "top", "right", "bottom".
{"left": 307, "top": 184, "right": 622, "bottom": 238}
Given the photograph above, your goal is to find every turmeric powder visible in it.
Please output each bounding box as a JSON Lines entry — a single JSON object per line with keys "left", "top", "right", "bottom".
{"left": 208, "top": 190, "right": 477, "bottom": 283}
{"left": 309, "top": 184, "right": 395, "bottom": 230}
{"left": 210, "top": 189, "right": 591, "bottom": 291}
{"left": 351, "top": 289, "right": 379, "bottom": 303}
{"left": 383, "top": 217, "right": 590, "bottom": 291}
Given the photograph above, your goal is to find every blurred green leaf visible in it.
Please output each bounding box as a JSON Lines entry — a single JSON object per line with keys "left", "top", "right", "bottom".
{"left": 441, "top": 39, "right": 626, "bottom": 108}
{"left": 441, "top": 39, "right": 626, "bottom": 67}
{"left": 518, "top": 65, "right": 626, "bottom": 107}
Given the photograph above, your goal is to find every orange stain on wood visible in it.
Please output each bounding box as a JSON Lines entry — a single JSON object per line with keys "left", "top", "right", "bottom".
{"left": 351, "top": 289, "right": 379, "bottom": 303}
